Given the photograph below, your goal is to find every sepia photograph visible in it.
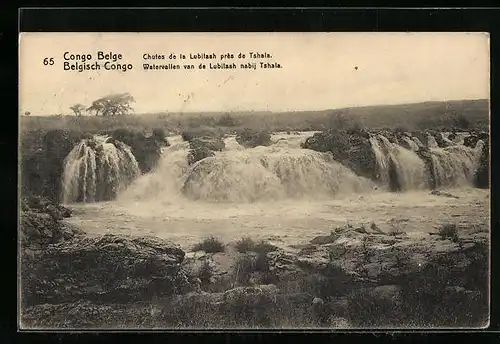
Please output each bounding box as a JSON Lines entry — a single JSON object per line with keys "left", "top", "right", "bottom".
{"left": 18, "top": 32, "right": 490, "bottom": 329}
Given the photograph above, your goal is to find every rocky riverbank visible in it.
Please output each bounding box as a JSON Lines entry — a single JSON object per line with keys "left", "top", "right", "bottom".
{"left": 20, "top": 198, "right": 489, "bottom": 329}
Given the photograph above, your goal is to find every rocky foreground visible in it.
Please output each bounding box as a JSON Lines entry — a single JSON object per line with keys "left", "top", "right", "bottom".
{"left": 20, "top": 198, "right": 489, "bottom": 329}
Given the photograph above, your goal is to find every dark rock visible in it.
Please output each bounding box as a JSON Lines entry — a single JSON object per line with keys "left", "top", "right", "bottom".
{"left": 111, "top": 129, "right": 168, "bottom": 173}
{"left": 21, "top": 129, "right": 86, "bottom": 202}
{"left": 301, "top": 130, "right": 377, "bottom": 180}
{"left": 236, "top": 128, "right": 272, "bottom": 148}
{"left": 20, "top": 211, "right": 84, "bottom": 249}
{"left": 188, "top": 145, "right": 215, "bottom": 165}
{"left": 430, "top": 190, "right": 460, "bottom": 199}
{"left": 190, "top": 136, "right": 225, "bottom": 152}
{"left": 474, "top": 138, "right": 489, "bottom": 189}
{"left": 21, "top": 234, "right": 188, "bottom": 307}
{"left": 22, "top": 195, "right": 72, "bottom": 218}
{"left": 187, "top": 136, "right": 225, "bottom": 165}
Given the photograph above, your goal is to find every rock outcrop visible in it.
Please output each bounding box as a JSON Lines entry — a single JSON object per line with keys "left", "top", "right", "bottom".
{"left": 236, "top": 129, "right": 272, "bottom": 148}
{"left": 187, "top": 136, "right": 225, "bottom": 165}
{"left": 21, "top": 234, "right": 189, "bottom": 307}
{"left": 301, "top": 129, "right": 377, "bottom": 181}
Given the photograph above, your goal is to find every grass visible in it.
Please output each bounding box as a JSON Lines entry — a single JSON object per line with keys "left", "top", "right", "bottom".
{"left": 192, "top": 236, "right": 225, "bottom": 253}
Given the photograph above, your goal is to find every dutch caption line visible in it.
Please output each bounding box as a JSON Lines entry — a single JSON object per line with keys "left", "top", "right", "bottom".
{"left": 142, "top": 52, "right": 282, "bottom": 70}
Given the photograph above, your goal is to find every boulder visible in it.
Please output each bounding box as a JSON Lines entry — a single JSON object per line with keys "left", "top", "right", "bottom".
{"left": 186, "top": 136, "right": 225, "bottom": 165}
{"left": 21, "top": 234, "right": 189, "bottom": 307}
{"left": 20, "top": 211, "right": 84, "bottom": 249}
{"left": 21, "top": 195, "right": 72, "bottom": 218}
{"left": 236, "top": 129, "right": 272, "bottom": 148}
{"left": 301, "top": 130, "right": 377, "bottom": 180}
{"left": 110, "top": 129, "right": 169, "bottom": 173}
{"left": 474, "top": 138, "right": 489, "bottom": 189}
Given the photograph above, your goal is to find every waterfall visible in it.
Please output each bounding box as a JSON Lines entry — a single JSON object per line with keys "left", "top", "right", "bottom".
{"left": 369, "top": 135, "right": 430, "bottom": 191}
{"left": 183, "top": 147, "right": 375, "bottom": 202}
{"left": 61, "top": 135, "right": 141, "bottom": 203}
{"left": 401, "top": 136, "right": 420, "bottom": 152}
{"left": 428, "top": 142, "right": 484, "bottom": 188}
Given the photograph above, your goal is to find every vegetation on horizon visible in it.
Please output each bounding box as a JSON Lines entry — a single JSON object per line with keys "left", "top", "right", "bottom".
{"left": 20, "top": 99, "right": 489, "bottom": 134}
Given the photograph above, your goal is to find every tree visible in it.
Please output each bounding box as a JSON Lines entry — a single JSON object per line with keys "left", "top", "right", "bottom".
{"left": 70, "top": 104, "right": 86, "bottom": 117}
{"left": 87, "top": 93, "right": 135, "bottom": 116}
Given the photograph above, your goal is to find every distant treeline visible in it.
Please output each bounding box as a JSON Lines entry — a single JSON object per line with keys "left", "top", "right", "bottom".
{"left": 20, "top": 99, "right": 489, "bottom": 134}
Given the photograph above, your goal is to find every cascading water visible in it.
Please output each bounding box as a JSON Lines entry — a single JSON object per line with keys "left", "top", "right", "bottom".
{"left": 428, "top": 140, "right": 484, "bottom": 188}
{"left": 119, "top": 141, "right": 191, "bottom": 202}
{"left": 369, "top": 135, "right": 429, "bottom": 191}
{"left": 401, "top": 136, "right": 420, "bottom": 152}
{"left": 74, "top": 130, "right": 486, "bottom": 207}
{"left": 412, "top": 137, "right": 425, "bottom": 149}
{"left": 61, "top": 135, "right": 141, "bottom": 203}
{"left": 427, "top": 134, "right": 439, "bottom": 148}
{"left": 121, "top": 142, "right": 375, "bottom": 204}
{"left": 369, "top": 133, "right": 484, "bottom": 191}
{"left": 223, "top": 136, "right": 244, "bottom": 151}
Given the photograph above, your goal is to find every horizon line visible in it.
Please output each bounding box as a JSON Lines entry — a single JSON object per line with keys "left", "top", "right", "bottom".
{"left": 21, "top": 97, "right": 490, "bottom": 117}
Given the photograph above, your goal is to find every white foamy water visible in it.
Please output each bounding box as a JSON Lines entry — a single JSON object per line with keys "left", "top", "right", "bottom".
{"left": 369, "top": 135, "right": 429, "bottom": 191}
{"left": 63, "top": 131, "right": 485, "bottom": 208}
{"left": 61, "top": 135, "right": 141, "bottom": 203}
{"left": 183, "top": 147, "right": 375, "bottom": 202}
{"left": 121, "top": 139, "right": 375, "bottom": 204}
{"left": 369, "top": 134, "right": 483, "bottom": 191}
{"left": 62, "top": 131, "right": 489, "bottom": 251}
{"left": 429, "top": 143, "right": 484, "bottom": 188}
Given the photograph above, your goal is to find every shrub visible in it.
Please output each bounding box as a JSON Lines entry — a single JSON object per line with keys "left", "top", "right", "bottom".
{"left": 235, "top": 236, "right": 256, "bottom": 253}
{"left": 197, "top": 260, "right": 214, "bottom": 286}
{"left": 438, "top": 223, "right": 459, "bottom": 243}
{"left": 253, "top": 240, "right": 276, "bottom": 272}
{"left": 233, "top": 254, "right": 256, "bottom": 285}
{"left": 192, "top": 236, "right": 225, "bottom": 253}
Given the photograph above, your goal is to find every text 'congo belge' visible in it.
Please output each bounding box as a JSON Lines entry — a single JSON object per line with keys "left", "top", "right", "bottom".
{"left": 63, "top": 51, "right": 133, "bottom": 72}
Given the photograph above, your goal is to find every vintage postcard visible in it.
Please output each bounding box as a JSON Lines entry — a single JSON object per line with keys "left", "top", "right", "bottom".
{"left": 18, "top": 32, "right": 490, "bottom": 329}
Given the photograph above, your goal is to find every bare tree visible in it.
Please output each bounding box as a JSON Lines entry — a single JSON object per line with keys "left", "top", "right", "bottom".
{"left": 70, "top": 104, "right": 86, "bottom": 117}
{"left": 87, "top": 93, "right": 135, "bottom": 116}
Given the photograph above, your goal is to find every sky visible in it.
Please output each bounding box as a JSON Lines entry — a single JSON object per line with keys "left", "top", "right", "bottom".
{"left": 19, "top": 32, "right": 490, "bottom": 116}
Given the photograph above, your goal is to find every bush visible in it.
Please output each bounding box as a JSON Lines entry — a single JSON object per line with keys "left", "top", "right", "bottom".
{"left": 197, "top": 260, "right": 214, "bottom": 286}
{"left": 438, "top": 223, "right": 459, "bottom": 243}
{"left": 192, "top": 236, "right": 225, "bottom": 253}
{"left": 235, "top": 236, "right": 256, "bottom": 253}
{"left": 253, "top": 240, "right": 275, "bottom": 272}
{"left": 233, "top": 254, "right": 256, "bottom": 285}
